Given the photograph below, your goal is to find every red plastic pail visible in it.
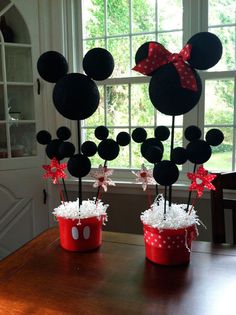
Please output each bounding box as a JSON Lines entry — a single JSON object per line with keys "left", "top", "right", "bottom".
{"left": 57, "top": 216, "right": 105, "bottom": 252}
{"left": 143, "top": 223, "right": 198, "bottom": 265}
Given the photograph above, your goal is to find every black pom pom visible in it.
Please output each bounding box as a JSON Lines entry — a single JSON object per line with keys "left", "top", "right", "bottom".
{"left": 95, "top": 126, "right": 109, "bottom": 140}
{"left": 205, "top": 128, "right": 224, "bottom": 146}
{"left": 155, "top": 126, "right": 170, "bottom": 141}
{"left": 141, "top": 138, "right": 164, "bottom": 160}
{"left": 184, "top": 125, "right": 202, "bottom": 141}
{"left": 83, "top": 48, "right": 114, "bottom": 81}
{"left": 67, "top": 154, "right": 91, "bottom": 178}
{"left": 116, "top": 132, "right": 131, "bottom": 146}
{"left": 187, "top": 32, "right": 223, "bottom": 70}
{"left": 37, "top": 51, "right": 68, "bottom": 83}
{"left": 59, "top": 142, "right": 75, "bottom": 158}
{"left": 132, "top": 128, "right": 147, "bottom": 143}
{"left": 53, "top": 73, "right": 100, "bottom": 120}
{"left": 56, "top": 126, "right": 71, "bottom": 140}
{"left": 171, "top": 147, "right": 188, "bottom": 165}
{"left": 186, "top": 139, "right": 212, "bottom": 164}
{"left": 153, "top": 160, "right": 179, "bottom": 186}
{"left": 134, "top": 41, "right": 158, "bottom": 76}
{"left": 81, "top": 141, "right": 97, "bottom": 157}
{"left": 98, "top": 139, "right": 120, "bottom": 161}
{"left": 149, "top": 63, "right": 202, "bottom": 116}
{"left": 36, "top": 130, "right": 51, "bottom": 145}
{"left": 145, "top": 146, "right": 163, "bottom": 163}
{"left": 46, "top": 139, "right": 63, "bottom": 160}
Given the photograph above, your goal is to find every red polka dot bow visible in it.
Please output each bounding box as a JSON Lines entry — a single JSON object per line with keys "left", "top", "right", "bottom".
{"left": 132, "top": 42, "right": 197, "bottom": 91}
{"left": 187, "top": 165, "right": 217, "bottom": 197}
{"left": 43, "top": 157, "right": 67, "bottom": 184}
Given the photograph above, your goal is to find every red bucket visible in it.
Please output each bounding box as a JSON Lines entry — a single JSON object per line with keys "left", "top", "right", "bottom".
{"left": 143, "top": 223, "right": 198, "bottom": 265}
{"left": 57, "top": 216, "right": 105, "bottom": 252}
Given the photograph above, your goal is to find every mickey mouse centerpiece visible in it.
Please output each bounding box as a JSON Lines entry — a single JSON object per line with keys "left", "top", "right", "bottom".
{"left": 132, "top": 32, "right": 224, "bottom": 265}
{"left": 36, "top": 48, "right": 118, "bottom": 252}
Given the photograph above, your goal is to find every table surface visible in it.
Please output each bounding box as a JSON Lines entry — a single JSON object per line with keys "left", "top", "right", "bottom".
{"left": 0, "top": 228, "right": 236, "bottom": 315}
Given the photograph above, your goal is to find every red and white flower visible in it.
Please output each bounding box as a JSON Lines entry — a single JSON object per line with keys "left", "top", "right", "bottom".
{"left": 132, "top": 164, "right": 155, "bottom": 191}
{"left": 43, "top": 157, "right": 67, "bottom": 184}
{"left": 90, "top": 165, "right": 115, "bottom": 192}
{"left": 187, "top": 165, "right": 216, "bottom": 197}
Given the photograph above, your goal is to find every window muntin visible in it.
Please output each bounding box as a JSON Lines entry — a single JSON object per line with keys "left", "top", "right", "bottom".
{"left": 81, "top": 0, "right": 236, "bottom": 174}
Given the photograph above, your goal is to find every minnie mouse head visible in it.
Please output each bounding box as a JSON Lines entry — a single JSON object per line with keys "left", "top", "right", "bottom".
{"left": 133, "top": 32, "right": 223, "bottom": 116}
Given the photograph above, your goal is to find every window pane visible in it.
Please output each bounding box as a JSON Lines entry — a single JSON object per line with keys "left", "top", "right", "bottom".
{"left": 83, "top": 39, "right": 106, "bottom": 55}
{"left": 0, "top": 123, "right": 8, "bottom": 158}
{"left": 156, "top": 113, "right": 183, "bottom": 126}
{"left": 209, "top": 26, "right": 235, "bottom": 70}
{"left": 107, "top": 0, "right": 129, "bottom": 36}
{"left": 85, "top": 86, "right": 105, "bottom": 127}
{"left": 132, "top": 0, "right": 155, "bottom": 33}
{"left": 204, "top": 127, "right": 232, "bottom": 171}
{"left": 108, "top": 37, "right": 130, "bottom": 77}
{"left": 83, "top": 0, "right": 105, "bottom": 38}
{"left": 158, "top": 31, "right": 183, "bottom": 52}
{"left": 108, "top": 128, "right": 130, "bottom": 168}
{"left": 131, "top": 84, "right": 154, "bottom": 126}
{"left": 158, "top": 0, "right": 183, "bottom": 31}
{"left": 106, "top": 85, "right": 129, "bottom": 126}
{"left": 10, "top": 123, "right": 36, "bottom": 157}
{"left": 205, "top": 79, "right": 234, "bottom": 125}
{"left": 208, "top": 0, "right": 236, "bottom": 26}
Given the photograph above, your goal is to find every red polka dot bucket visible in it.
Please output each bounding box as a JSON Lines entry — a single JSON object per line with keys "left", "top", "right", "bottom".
{"left": 143, "top": 223, "right": 198, "bottom": 265}
{"left": 57, "top": 216, "right": 105, "bottom": 252}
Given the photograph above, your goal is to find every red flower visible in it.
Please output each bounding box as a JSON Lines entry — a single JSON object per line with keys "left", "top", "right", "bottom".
{"left": 43, "top": 158, "right": 67, "bottom": 184}
{"left": 187, "top": 165, "right": 216, "bottom": 197}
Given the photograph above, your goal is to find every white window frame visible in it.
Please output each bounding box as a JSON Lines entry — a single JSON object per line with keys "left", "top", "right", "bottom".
{"left": 64, "top": 0, "right": 236, "bottom": 183}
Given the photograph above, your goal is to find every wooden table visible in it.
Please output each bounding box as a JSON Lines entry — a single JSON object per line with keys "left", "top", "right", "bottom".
{"left": 0, "top": 228, "right": 236, "bottom": 315}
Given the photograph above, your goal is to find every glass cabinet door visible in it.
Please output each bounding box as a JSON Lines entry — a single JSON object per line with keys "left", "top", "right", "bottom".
{"left": 0, "top": 1, "right": 36, "bottom": 159}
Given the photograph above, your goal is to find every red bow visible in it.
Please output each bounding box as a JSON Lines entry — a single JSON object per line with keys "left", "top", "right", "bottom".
{"left": 132, "top": 42, "right": 197, "bottom": 91}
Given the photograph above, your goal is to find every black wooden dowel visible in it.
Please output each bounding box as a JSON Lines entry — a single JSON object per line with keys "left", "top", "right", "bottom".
{"left": 77, "top": 120, "right": 82, "bottom": 206}
{"left": 169, "top": 115, "right": 175, "bottom": 207}
{"left": 186, "top": 163, "right": 197, "bottom": 212}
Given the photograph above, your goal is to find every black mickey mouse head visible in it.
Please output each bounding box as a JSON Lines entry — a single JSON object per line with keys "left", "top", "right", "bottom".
{"left": 37, "top": 48, "right": 115, "bottom": 122}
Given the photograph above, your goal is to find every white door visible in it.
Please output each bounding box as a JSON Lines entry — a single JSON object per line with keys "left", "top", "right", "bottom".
{"left": 0, "top": 0, "right": 49, "bottom": 259}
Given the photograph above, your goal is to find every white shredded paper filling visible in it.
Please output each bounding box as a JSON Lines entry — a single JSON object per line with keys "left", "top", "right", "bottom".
{"left": 140, "top": 195, "right": 200, "bottom": 230}
{"left": 52, "top": 198, "right": 108, "bottom": 220}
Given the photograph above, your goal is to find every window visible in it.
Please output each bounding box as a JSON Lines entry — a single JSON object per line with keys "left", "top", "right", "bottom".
{"left": 74, "top": 0, "right": 236, "bottom": 179}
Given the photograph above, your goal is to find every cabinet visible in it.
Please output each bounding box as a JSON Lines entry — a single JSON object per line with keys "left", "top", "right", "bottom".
{"left": 0, "top": 0, "right": 36, "bottom": 160}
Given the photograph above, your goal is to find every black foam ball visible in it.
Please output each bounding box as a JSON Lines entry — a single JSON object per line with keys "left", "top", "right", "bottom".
{"left": 171, "top": 147, "right": 188, "bottom": 165}
{"left": 141, "top": 138, "right": 164, "bottom": 159}
{"left": 155, "top": 126, "right": 170, "bottom": 141}
{"left": 186, "top": 139, "right": 212, "bottom": 164}
{"left": 81, "top": 141, "right": 97, "bottom": 157}
{"left": 149, "top": 63, "right": 202, "bottom": 116}
{"left": 187, "top": 32, "right": 223, "bottom": 70}
{"left": 205, "top": 128, "right": 224, "bottom": 146}
{"left": 153, "top": 160, "right": 179, "bottom": 186}
{"left": 98, "top": 139, "right": 120, "bottom": 161}
{"left": 145, "top": 146, "right": 163, "bottom": 163}
{"left": 95, "top": 126, "right": 109, "bottom": 140}
{"left": 184, "top": 125, "right": 202, "bottom": 141}
{"left": 46, "top": 139, "right": 63, "bottom": 160}
{"left": 134, "top": 41, "right": 158, "bottom": 76}
{"left": 53, "top": 73, "right": 100, "bottom": 120}
{"left": 132, "top": 128, "right": 147, "bottom": 143}
{"left": 36, "top": 130, "right": 51, "bottom": 145}
{"left": 116, "top": 132, "right": 131, "bottom": 146}
{"left": 56, "top": 126, "right": 71, "bottom": 140}
{"left": 67, "top": 154, "right": 91, "bottom": 178}
{"left": 83, "top": 48, "right": 114, "bottom": 81}
{"left": 59, "top": 142, "right": 75, "bottom": 158}
{"left": 37, "top": 51, "right": 68, "bottom": 83}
